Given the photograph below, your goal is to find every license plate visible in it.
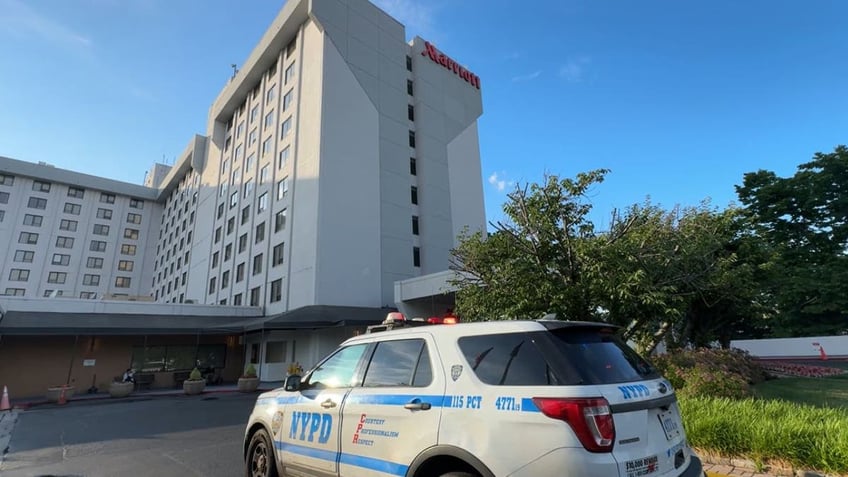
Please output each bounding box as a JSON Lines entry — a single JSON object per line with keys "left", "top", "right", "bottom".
{"left": 658, "top": 410, "right": 681, "bottom": 441}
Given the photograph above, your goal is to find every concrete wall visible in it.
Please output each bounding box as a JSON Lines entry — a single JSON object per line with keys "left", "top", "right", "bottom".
{"left": 731, "top": 335, "right": 848, "bottom": 359}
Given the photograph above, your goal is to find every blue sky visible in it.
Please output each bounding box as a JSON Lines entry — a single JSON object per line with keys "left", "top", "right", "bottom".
{"left": 1, "top": 0, "right": 846, "bottom": 230}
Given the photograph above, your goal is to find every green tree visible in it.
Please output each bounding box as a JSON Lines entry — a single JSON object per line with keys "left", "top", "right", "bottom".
{"left": 736, "top": 145, "right": 848, "bottom": 336}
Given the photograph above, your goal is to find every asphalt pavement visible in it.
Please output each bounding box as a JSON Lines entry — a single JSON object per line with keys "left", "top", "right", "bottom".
{"left": 0, "top": 393, "right": 256, "bottom": 477}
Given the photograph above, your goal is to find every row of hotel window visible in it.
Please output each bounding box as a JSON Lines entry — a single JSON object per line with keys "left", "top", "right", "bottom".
{"left": 0, "top": 175, "right": 143, "bottom": 208}
{"left": 9, "top": 214, "right": 141, "bottom": 238}
{"left": 223, "top": 148, "right": 290, "bottom": 186}
{"left": 8, "top": 269, "right": 131, "bottom": 287}
{"left": 15, "top": 232, "right": 138, "bottom": 254}
{"left": 3, "top": 288, "right": 107, "bottom": 298}
{"left": 0, "top": 195, "right": 143, "bottom": 224}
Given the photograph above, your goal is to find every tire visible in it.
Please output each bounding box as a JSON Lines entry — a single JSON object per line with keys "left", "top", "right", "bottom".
{"left": 439, "top": 473, "right": 477, "bottom": 477}
{"left": 245, "top": 428, "right": 279, "bottom": 477}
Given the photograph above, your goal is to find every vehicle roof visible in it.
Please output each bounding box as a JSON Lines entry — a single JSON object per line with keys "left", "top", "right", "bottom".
{"left": 344, "top": 319, "right": 617, "bottom": 345}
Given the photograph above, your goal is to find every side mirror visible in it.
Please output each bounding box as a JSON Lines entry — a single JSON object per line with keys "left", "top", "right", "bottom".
{"left": 284, "top": 375, "right": 301, "bottom": 392}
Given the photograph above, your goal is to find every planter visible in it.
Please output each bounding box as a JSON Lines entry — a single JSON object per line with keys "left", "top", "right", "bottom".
{"left": 183, "top": 379, "right": 206, "bottom": 395}
{"left": 238, "top": 376, "right": 260, "bottom": 393}
{"left": 46, "top": 385, "right": 75, "bottom": 403}
{"left": 109, "top": 381, "right": 134, "bottom": 398}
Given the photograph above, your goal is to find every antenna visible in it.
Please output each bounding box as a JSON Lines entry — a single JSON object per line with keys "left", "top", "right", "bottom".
{"left": 231, "top": 63, "right": 239, "bottom": 79}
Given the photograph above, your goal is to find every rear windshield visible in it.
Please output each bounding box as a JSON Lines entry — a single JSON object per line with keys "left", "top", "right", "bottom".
{"left": 458, "top": 327, "right": 658, "bottom": 386}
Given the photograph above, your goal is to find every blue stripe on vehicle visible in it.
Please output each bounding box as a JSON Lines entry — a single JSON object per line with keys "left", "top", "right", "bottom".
{"left": 521, "top": 398, "right": 540, "bottom": 412}
{"left": 275, "top": 441, "right": 407, "bottom": 476}
{"left": 345, "top": 394, "right": 446, "bottom": 407}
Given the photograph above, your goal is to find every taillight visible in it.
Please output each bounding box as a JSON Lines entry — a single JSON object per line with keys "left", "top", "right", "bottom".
{"left": 427, "top": 316, "right": 459, "bottom": 324}
{"left": 532, "top": 397, "right": 615, "bottom": 453}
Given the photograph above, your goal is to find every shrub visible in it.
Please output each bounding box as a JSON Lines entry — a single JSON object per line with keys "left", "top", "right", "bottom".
{"left": 243, "top": 363, "right": 257, "bottom": 378}
{"left": 188, "top": 367, "right": 203, "bottom": 381}
{"left": 652, "top": 347, "right": 766, "bottom": 399}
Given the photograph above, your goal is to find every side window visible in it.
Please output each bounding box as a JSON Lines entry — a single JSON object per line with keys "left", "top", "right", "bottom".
{"left": 458, "top": 333, "right": 552, "bottom": 386}
{"left": 362, "top": 339, "right": 431, "bottom": 388}
{"left": 306, "top": 344, "right": 368, "bottom": 389}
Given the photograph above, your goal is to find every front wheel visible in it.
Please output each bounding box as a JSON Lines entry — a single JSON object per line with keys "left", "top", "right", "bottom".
{"left": 440, "top": 473, "right": 477, "bottom": 477}
{"left": 245, "top": 429, "right": 278, "bottom": 477}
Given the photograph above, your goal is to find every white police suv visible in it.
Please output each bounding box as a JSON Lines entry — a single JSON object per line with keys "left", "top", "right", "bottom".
{"left": 243, "top": 314, "right": 705, "bottom": 477}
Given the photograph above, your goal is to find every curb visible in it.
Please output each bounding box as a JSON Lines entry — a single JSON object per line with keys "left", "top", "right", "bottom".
{"left": 702, "top": 457, "right": 844, "bottom": 477}
{"left": 11, "top": 387, "right": 276, "bottom": 411}
{"left": 0, "top": 410, "right": 19, "bottom": 469}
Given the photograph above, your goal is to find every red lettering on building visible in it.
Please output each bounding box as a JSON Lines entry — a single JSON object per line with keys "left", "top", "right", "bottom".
{"left": 420, "top": 41, "right": 481, "bottom": 90}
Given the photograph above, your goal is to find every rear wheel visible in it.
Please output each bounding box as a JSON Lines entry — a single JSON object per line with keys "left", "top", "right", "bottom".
{"left": 246, "top": 428, "right": 278, "bottom": 477}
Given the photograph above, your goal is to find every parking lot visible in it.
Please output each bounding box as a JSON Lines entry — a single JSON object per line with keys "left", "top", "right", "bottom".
{"left": 1, "top": 393, "right": 256, "bottom": 477}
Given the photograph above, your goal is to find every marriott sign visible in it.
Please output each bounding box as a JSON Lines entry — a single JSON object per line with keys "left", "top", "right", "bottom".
{"left": 420, "top": 41, "right": 481, "bottom": 90}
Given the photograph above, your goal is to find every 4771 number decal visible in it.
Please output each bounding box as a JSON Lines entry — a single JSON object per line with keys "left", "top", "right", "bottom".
{"left": 495, "top": 396, "right": 520, "bottom": 411}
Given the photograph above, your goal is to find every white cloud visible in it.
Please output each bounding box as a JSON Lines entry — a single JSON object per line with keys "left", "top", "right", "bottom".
{"left": 559, "top": 57, "right": 590, "bottom": 82}
{"left": 488, "top": 172, "right": 514, "bottom": 193}
{"left": 0, "top": 0, "right": 92, "bottom": 48}
{"left": 371, "top": 0, "right": 438, "bottom": 39}
{"left": 511, "top": 70, "right": 542, "bottom": 83}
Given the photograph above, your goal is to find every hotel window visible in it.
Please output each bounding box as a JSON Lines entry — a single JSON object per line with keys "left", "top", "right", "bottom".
{"left": 250, "top": 105, "right": 259, "bottom": 124}
{"left": 48, "top": 272, "right": 67, "bottom": 284}
{"left": 241, "top": 205, "right": 251, "bottom": 225}
{"left": 225, "top": 243, "right": 232, "bottom": 261}
{"left": 411, "top": 186, "right": 418, "bottom": 205}
{"left": 413, "top": 247, "right": 421, "bottom": 267}
{"left": 238, "top": 233, "right": 248, "bottom": 253}
{"left": 276, "top": 177, "right": 289, "bottom": 200}
{"left": 285, "top": 62, "right": 296, "bottom": 84}
{"left": 258, "top": 192, "right": 268, "bottom": 212}
{"left": 118, "top": 260, "right": 134, "bottom": 271}
{"left": 286, "top": 36, "right": 297, "bottom": 57}
{"left": 270, "top": 279, "right": 282, "bottom": 303}
{"left": 236, "top": 262, "right": 245, "bottom": 282}
{"left": 278, "top": 146, "right": 290, "bottom": 170}
{"left": 283, "top": 90, "right": 293, "bottom": 111}
{"left": 93, "top": 224, "right": 110, "bottom": 236}
{"left": 43, "top": 290, "right": 63, "bottom": 297}
{"left": 219, "top": 184, "right": 228, "bottom": 197}
{"left": 121, "top": 244, "right": 137, "bottom": 256}
{"left": 235, "top": 144, "right": 243, "bottom": 161}
{"left": 275, "top": 208, "right": 287, "bottom": 232}
{"left": 408, "top": 130, "right": 416, "bottom": 148}
{"left": 14, "top": 250, "right": 34, "bottom": 263}
{"left": 68, "top": 186, "right": 85, "bottom": 198}
{"left": 100, "top": 192, "right": 116, "bottom": 204}
{"left": 96, "top": 208, "right": 112, "bottom": 219}
{"left": 260, "top": 165, "right": 269, "bottom": 185}
{"left": 244, "top": 179, "right": 254, "bottom": 198}
{"left": 60, "top": 219, "right": 78, "bottom": 231}
{"left": 87, "top": 257, "right": 103, "bottom": 269}
{"left": 64, "top": 202, "right": 81, "bottom": 215}
{"left": 234, "top": 293, "right": 243, "bottom": 306}
{"left": 90, "top": 240, "right": 107, "bottom": 252}
{"left": 246, "top": 153, "right": 255, "bottom": 172}
{"left": 280, "top": 117, "right": 292, "bottom": 138}
{"left": 23, "top": 214, "right": 43, "bottom": 226}
{"left": 212, "top": 251, "right": 219, "bottom": 268}
{"left": 407, "top": 79, "right": 413, "bottom": 96}
{"left": 221, "top": 270, "right": 230, "bottom": 289}
{"left": 9, "top": 269, "right": 29, "bottom": 281}
{"left": 412, "top": 216, "right": 420, "bottom": 235}
{"left": 227, "top": 217, "right": 235, "bottom": 235}
{"left": 250, "top": 287, "right": 261, "bottom": 306}
{"left": 127, "top": 213, "right": 142, "bottom": 224}
{"left": 217, "top": 203, "right": 225, "bottom": 219}
{"left": 19, "top": 232, "right": 38, "bottom": 244}
{"left": 0, "top": 192, "right": 8, "bottom": 204}
{"left": 208, "top": 277, "right": 217, "bottom": 294}
{"left": 0, "top": 174, "right": 14, "bottom": 185}
{"left": 27, "top": 197, "right": 47, "bottom": 209}
{"left": 80, "top": 291, "right": 96, "bottom": 299}
{"left": 253, "top": 253, "right": 263, "bottom": 275}
{"left": 255, "top": 222, "right": 265, "bottom": 244}
{"left": 115, "top": 277, "right": 132, "bottom": 288}
{"left": 408, "top": 104, "right": 414, "bottom": 121}
{"left": 248, "top": 128, "right": 257, "bottom": 145}
{"left": 32, "top": 180, "right": 51, "bottom": 192}
{"left": 51, "top": 254, "right": 70, "bottom": 266}
{"left": 266, "top": 84, "right": 276, "bottom": 104}
{"left": 264, "top": 111, "right": 275, "bottom": 129}
{"left": 410, "top": 157, "right": 417, "bottom": 175}
{"left": 5, "top": 288, "right": 25, "bottom": 296}
{"left": 56, "top": 236, "right": 74, "bottom": 248}
{"left": 224, "top": 136, "right": 232, "bottom": 152}
{"left": 406, "top": 55, "right": 412, "bottom": 71}
{"left": 0, "top": 210, "right": 4, "bottom": 222}
{"left": 83, "top": 274, "right": 100, "bottom": 286}
{"left": 129, "top": 198, "right": 144, "bottom": 209}
{"left": 236, "top": 121, "right": 245, "bottom": 138}
{"left": 272, "top": 242, "right": 284, "bottom": 266}
{"left": 214, "top": 227, "right": 222, "bottom": 243}
{"left": 221, "top": 159, "right": 230, "bottom": 175}
{"left": 261, "top": 137, "right": 273, "bottom": 156}
{"left": 230, "top": 191, "right": 238, "bottom": 208}
{"left": 124, "top": 228, "right": 139, "bottom": 240}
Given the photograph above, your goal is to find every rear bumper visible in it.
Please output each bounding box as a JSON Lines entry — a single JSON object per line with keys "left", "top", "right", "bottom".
{"left": 680, "top": 455, "right": 704, "bottom": 477}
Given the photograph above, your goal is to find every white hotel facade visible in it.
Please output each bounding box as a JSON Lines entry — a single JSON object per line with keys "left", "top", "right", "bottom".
{"left": 0, "top": 0, "right": 485, "bottom": 380}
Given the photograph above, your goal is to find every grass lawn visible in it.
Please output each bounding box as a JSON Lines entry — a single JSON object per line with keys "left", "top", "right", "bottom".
{"left": 753, "top": 374, "right": 848, "bottom": 408}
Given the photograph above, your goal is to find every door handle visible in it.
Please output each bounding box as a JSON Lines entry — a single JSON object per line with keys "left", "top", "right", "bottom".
{"left": 404, "top": 399, "right": 432, "bottom": 411}
{"left": 321, "top": 399, "right": 337, "bottom": 409}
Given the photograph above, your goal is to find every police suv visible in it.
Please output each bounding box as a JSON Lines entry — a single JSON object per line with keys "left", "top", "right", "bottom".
{"left": 243, "top": 314, "right": 705, "bottom": 477}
